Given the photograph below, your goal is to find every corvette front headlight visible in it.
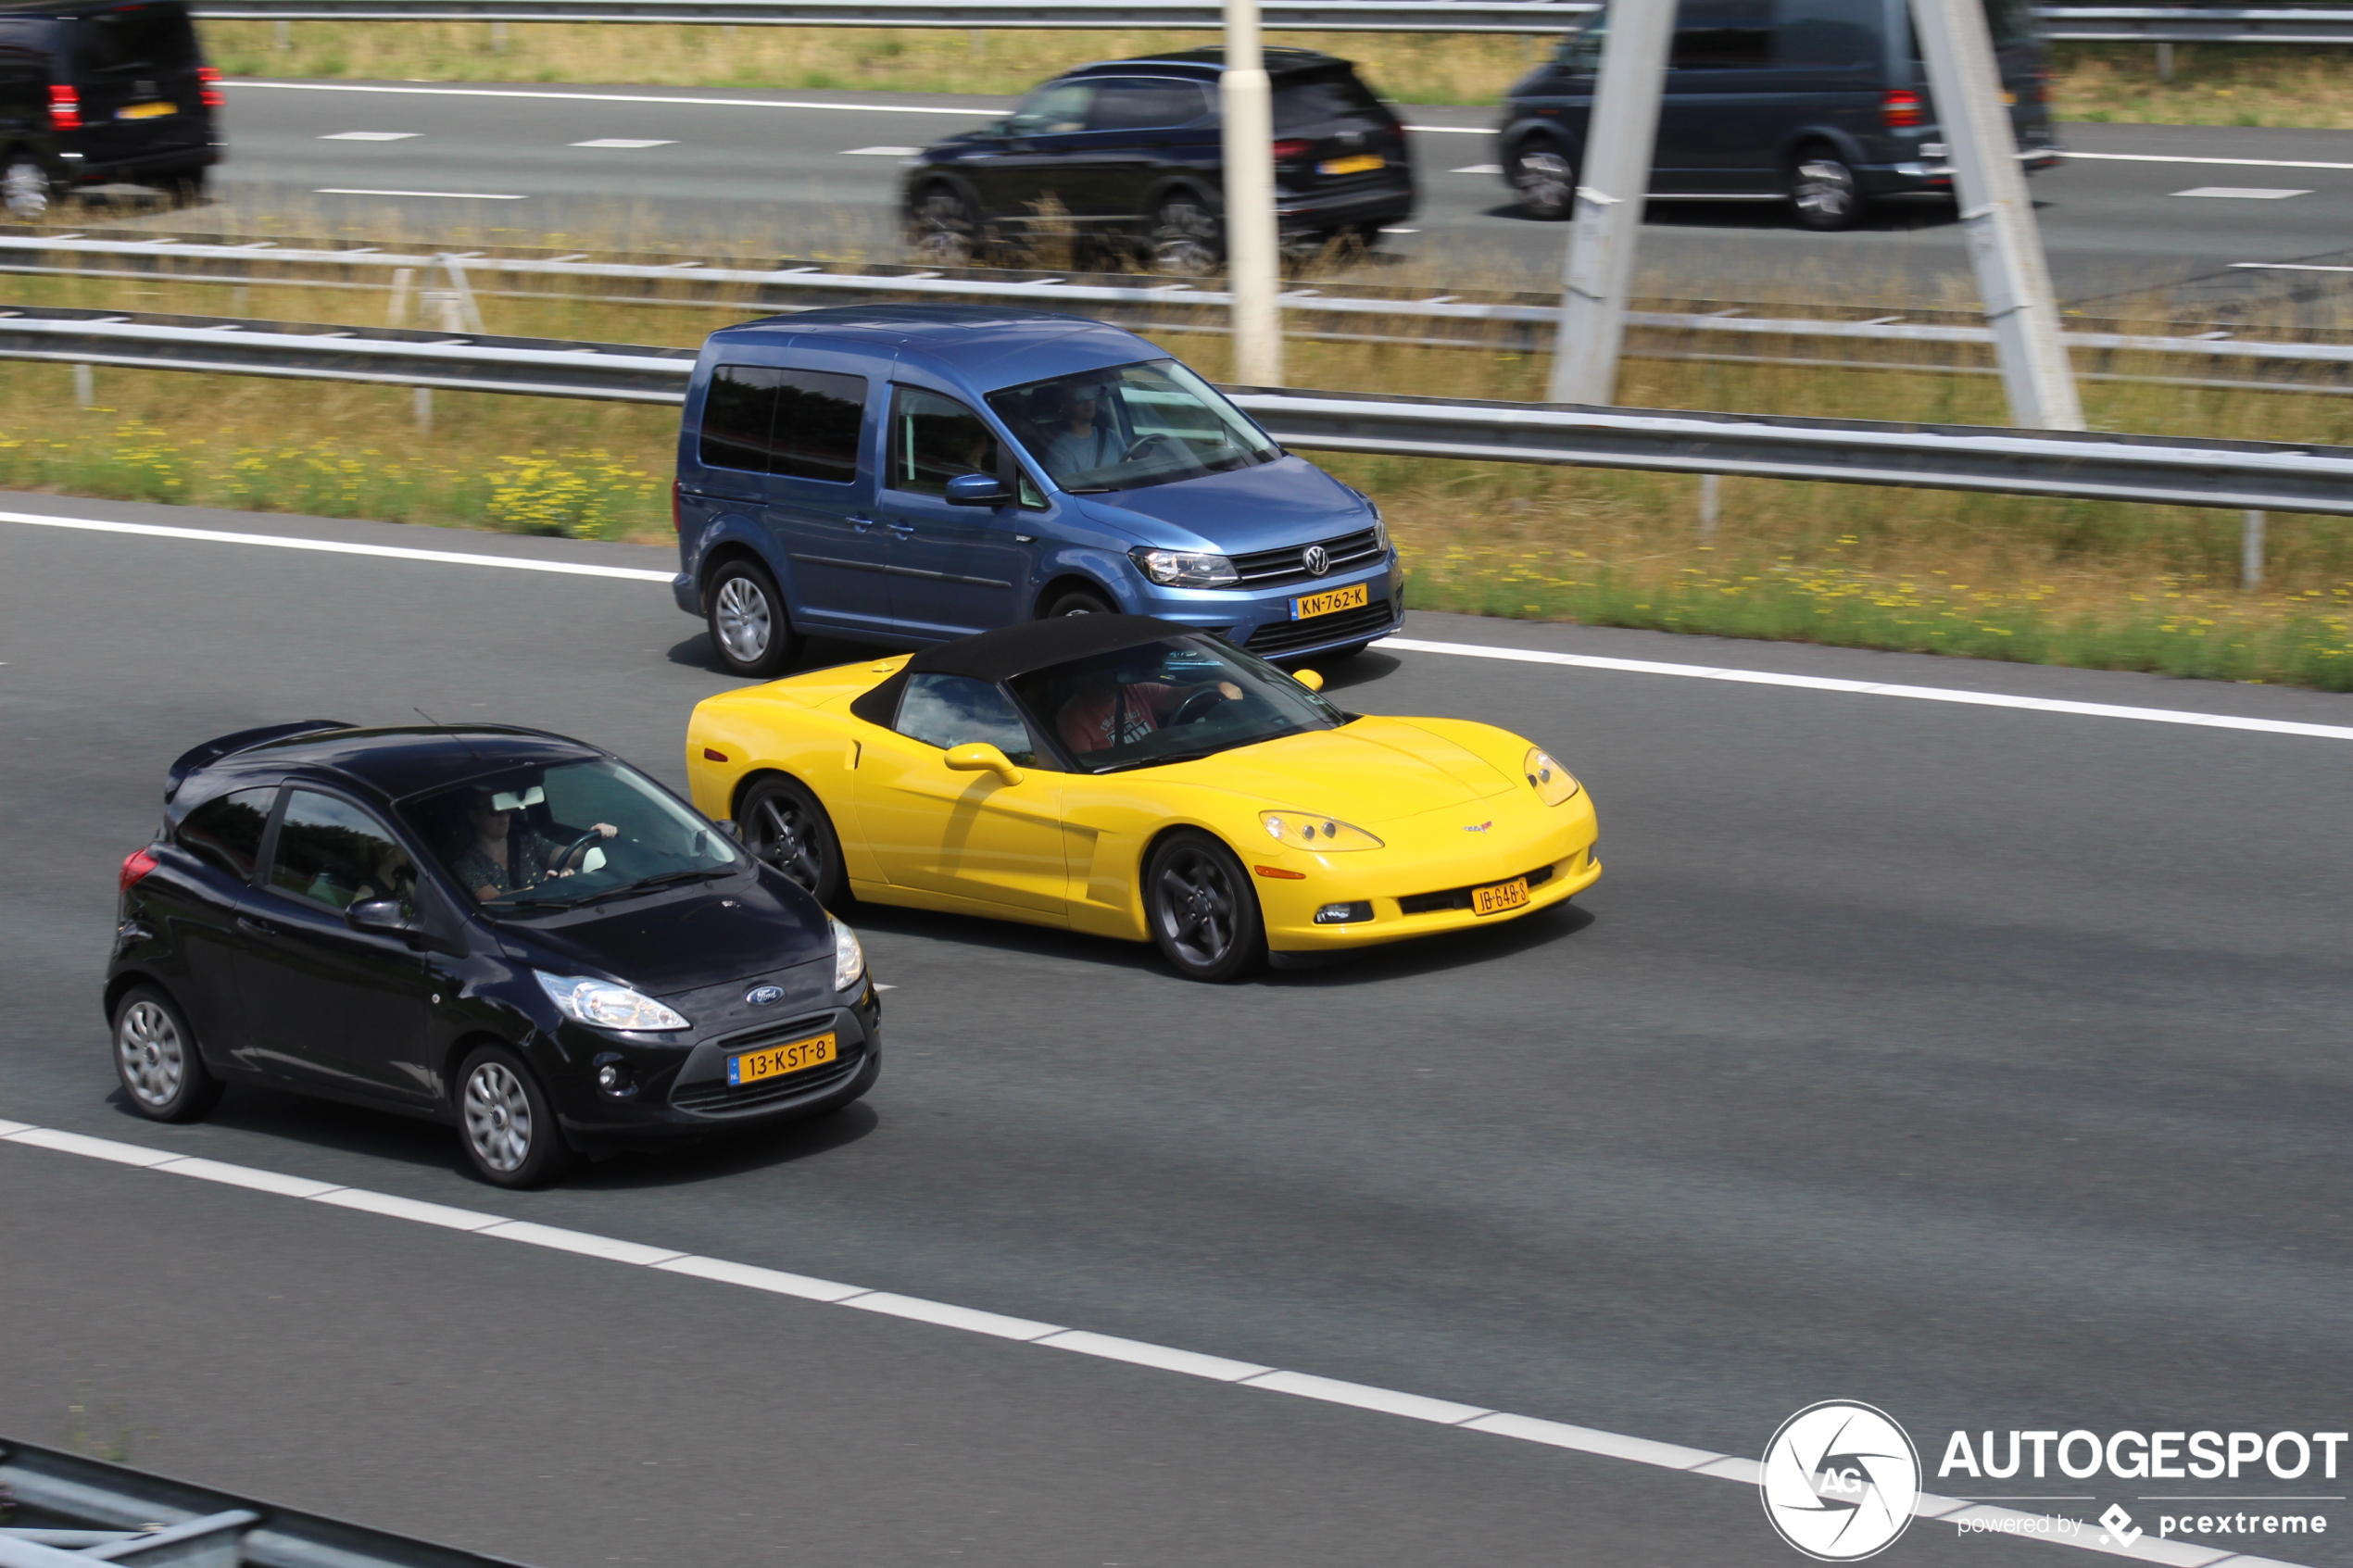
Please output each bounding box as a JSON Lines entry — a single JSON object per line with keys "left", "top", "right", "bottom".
{"left": 830, "top": 916, "right": 866, "bottom": 992}
{"left": 1524, "top": 747, "right": 1582, "bottom": 807}
{"left": 1261, "top": 811, "right": 1384, "bottom": 851}
{"left": 535, "top": 972, "right": 690, "bottom": 1033}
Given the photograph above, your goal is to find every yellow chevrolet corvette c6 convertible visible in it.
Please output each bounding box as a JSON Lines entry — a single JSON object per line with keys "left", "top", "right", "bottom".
{"left": 686, "top": 615, "right": 1599, "bottom": 982}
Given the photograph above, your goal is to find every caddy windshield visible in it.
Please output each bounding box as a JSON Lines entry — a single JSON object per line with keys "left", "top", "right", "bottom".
{"left": 987, "top": 359, "right": 1279, "bottom": 495}
{"left": 1011, "top": 635, "right": 1347, "bottom": 773}
{"left": 399, "top": 758, "right": 741, "bottom": 910}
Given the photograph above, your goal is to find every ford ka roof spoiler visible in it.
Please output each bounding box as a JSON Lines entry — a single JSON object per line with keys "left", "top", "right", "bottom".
{"left": 165, "top": 720, "right": 353, "bottom": 802}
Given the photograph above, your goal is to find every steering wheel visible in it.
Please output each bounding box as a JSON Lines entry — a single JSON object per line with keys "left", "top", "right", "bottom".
{"left": 552, "top": 828, "right": 607, "bottom": 873}
{"left": 1124, "top": 433, "right": 1187, "bottom": 465}
{"left": 1171, "top": 687, "right": 1227, "bottom": 726}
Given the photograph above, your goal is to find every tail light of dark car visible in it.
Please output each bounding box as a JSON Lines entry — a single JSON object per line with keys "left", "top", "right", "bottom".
{"left": 120, "top": 847, "right": 158, "bottom": 895}
{"left": 671, "top": 478, "right": 685, "bottom": 533}
{"left": 1271, "top": 139, "right": 1314, "bottom": 164}
{"left": 1881, "top": 90, "right": 1924, "bottom": 129}
{"left": 49, "top": 85, "right": 82, "bottom": 132}
{"left": 198, "top": 66, "right": 223, "bottom": 108}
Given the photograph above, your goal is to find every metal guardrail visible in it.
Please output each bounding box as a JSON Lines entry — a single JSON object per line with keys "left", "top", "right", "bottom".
{"left": 0, "top": 1438, "right": 534, "bottom": 1568}
{"left": 7, "top": 302, "right": 2353, "bottom": 515}
{"left": 179, "top": 0, "right": 2353, "bottom": 38}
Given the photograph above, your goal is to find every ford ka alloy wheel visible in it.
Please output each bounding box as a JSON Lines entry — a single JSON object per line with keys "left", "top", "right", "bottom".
{"left": 464, "top": 1060, "right": 535, "bottom": 1174}
{"left": 714, "top": 574, "right": 772, "bottom": 664}
{"left": 117, "top": 999, "right": 185, "bottom": 1110}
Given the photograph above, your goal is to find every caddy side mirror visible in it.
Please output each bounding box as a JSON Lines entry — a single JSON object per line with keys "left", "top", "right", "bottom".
{"left": 944, "top": 742, "right": 1025, "bottom": 785}
{"left": 1293, "top": 669, "right": 1325, "bottom": 692}
{"left": 945, "top": 472, "right": 1012, "bottom": 507}
{"left": 347, "top": 898, "right": 417, "bottom": 938}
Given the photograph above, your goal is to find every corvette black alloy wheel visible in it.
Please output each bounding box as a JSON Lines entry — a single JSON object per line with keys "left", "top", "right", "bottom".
{"left": 738, "top": 775, "right": 849, "bottom": 909}
{"left": 1146, "top": 830, "right": 1265, "bottom": 982}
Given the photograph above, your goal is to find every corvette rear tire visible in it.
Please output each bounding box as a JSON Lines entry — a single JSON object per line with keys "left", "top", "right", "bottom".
{"left": 706, "top": 557, "right": 801, "bottom": 678}
{"left": 1145, "top": 830, "right": 1265, "bottom": 983}
{"left": 738, "top": 774, "right": 850, "bottom": 910}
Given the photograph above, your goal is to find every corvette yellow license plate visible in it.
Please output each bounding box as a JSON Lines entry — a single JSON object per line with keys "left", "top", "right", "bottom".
{"left": 727, "top": 1032, "right": 837, "bottom": 1086}
{"left": 1320, "top": 154, "right": 1385, "bottom": 175}
{"left": 1471, "top": 877, "right": 1530, "bottom": 916}
{"left": 1291, "top": 582, "right": 1369, "bottom": 621}
{"left": 120, "top": 102, "right": 175, "bottom": 119}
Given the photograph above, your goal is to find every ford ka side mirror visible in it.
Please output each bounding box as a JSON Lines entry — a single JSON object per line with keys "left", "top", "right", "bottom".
{"left": 944, "top": 742, "right": 1025, "bottom": 785}
{"left": 346, "top": 898, "right": 417, "bottom": 938}
{"left": 1293, "top": 669, "right": 1326, "bottom": 692}
{"left": 945, "top": 472, "right": 1012, "bottom": 507}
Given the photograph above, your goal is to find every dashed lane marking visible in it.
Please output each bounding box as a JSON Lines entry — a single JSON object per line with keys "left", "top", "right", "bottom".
{"left": 228, "top": 79, "right": 1014, "bottom": 117}
{"left": 840, "top": 145, "right": 920, "bottom": 156}
{"left": 2172, "top": 186, "right": 2311, "bottom": 199}
{"left": 2068, "top": 149, "right": 2353, "bottom": 171}
{"left": 0, "top": 512, "right": 676, "bottom": 583}
{"left": 314, "top": 187, "right": 530, "bottom": 199}
{"left": 320, "top": 131, "right": 420, "bottom": 141}
{"left": 572, "top": 138, "right": 676, "bottom": 149}
{"left": 0, "top": 1120, "right": 2293, "bottom": 1568}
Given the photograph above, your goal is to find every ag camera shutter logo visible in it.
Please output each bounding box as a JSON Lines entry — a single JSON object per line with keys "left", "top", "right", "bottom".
{"left": 1762, "top": 1400, "right": 1922, "bottom": 1561}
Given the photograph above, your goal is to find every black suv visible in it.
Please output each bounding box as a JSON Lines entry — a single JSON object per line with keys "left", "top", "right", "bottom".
{"left": 903, "top": 47, "right": 1415, "bottom": 272}
{"left": 1496, "top": 0, "right": 2059, "bottom": 231}
{"left": 0, "top": 0, "right": 221, "bottom": 220}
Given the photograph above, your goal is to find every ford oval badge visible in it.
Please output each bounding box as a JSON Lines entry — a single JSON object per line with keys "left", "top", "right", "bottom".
{"left": 745, "top": 985, "right": 786, "bottom": 1007}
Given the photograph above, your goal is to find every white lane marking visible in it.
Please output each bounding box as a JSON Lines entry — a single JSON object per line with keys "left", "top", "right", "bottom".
{"left": 1377, "top": 635, "right": 2353, "bottom": 745}
{"left": 0, "top": 1122, "right": 2309, "bottom": 1568}
{"left": 315, "top": 187, "right": 529, "bottom": 199}
{"left": 155, "top": 1155, "right": 342, "bottom": 1198}
{"left": 1378, "top": 227, "right": 1419, "bottom": 234}
{"left": 0, "top": 512, "right": 677, "bottom": 583}
{"left": 2067, "top": 149, "right": 2353, "bottom": 171}
{"left": 320, "top": 131, "right": 420, "bottom": 141}
{"left": 2233, "top": 262, "right": 2353, "bottom": 273}
{"left": 841, "top": 144, "right": 920, "bottom": 156}
{"left": 1451, "top": 163, "right": 1504, "bottom": 175}
{"left": 2172, "top": 185, "right": 2311, "bottom": 199}
{"left": 572, "top": 138, "right": 674, "bottom": 149}
{"left": 1403, "top": 124, "right": 1489, "bottom": 134}
{"left": 228, "top": 79, "right": 1012, "bottom": 118}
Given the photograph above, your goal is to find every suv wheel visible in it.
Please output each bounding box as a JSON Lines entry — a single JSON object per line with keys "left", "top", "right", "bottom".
{"left": 910, "top": 186, "right": 981, "bottom": 266}
{"left": 1790, "top": 147, "right": 1866, "bottom": 231}
{"left": 706, "top": 557, "right": 801, "bottom": 678}
{"left": 3, "top": 159, "right": 53, "bottom": 221}
{"left": 1510, "top": 145, "right": 1576, "bottom": 220}
{"left": 1151, "top": 195, "right": 1222, "bottom": 276}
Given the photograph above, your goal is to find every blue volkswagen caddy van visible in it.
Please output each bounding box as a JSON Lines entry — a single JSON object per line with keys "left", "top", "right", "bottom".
{"left": 671, "top": 304, "right": 1403, "bottom": 677}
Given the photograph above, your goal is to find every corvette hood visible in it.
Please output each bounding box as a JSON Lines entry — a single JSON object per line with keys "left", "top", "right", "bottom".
{"left": 1177, "top": 718, "right": 1516, "bottom": 823}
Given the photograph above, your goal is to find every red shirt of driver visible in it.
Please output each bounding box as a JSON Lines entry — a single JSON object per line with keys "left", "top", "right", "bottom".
{"left": 1058, "top": 682, "right": 1182, "bottom": 755}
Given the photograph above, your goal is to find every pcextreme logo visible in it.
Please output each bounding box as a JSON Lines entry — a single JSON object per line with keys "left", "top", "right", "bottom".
{"left": 1762, "top": 1401, "right": 1923, "bottom": 1562}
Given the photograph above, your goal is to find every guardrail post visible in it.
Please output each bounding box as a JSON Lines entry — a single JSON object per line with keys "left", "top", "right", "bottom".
{"left": 72, "top": 362, "right": 92, "bottom": 407}
{"left": 2240, "top": 509, "right": 2264, "bottom": 589}
{"left": 414, "top": 386, "right": 433, "bottom": 433}
{"left": 1698, "top": 471, "right": 1720, "bottom": 541}
{"left": 439, "top": 254, "right": 486, "bottom": 334}
{"left": 273, "top": 17, "right": 289, "bottom": 49}
{"left": 1220, "top": 0, "right": 1283, "bottom": 385}
{"left": 1546, "top": 0, "right": 1674, "bottom": 405}
{"left": 386, "top": 267, "right": 414, "bottom": 328}
{"left": 490, "top": 19, "right": 509, "bottom": 50}
{"left": 2157, "top": 41, "right": 2174, "bottom": 82}
{"left": 1912, "top": 0, "right": 2082, "bottom": 429}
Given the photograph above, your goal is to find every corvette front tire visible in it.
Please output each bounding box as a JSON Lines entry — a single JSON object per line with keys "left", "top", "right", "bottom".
{"left": 1145, "top": 830, "right": 1265, "bottom": 983}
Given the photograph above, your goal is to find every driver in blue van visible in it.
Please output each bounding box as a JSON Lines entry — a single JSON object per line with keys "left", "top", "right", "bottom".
{"left": 1038, "top": 380, "right": 1124, "bottom": 479}
{"left": 448, "top": 784, "right": 615, "bottom": 903}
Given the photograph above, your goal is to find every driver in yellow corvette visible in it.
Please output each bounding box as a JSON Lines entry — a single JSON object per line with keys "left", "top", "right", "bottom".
{"left": 1057, "top": 671, "right": 1244, "bottom": 757}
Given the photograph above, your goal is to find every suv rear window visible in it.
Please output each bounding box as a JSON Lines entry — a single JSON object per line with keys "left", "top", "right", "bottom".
{"left": 1272, "top": 69, "right": 1391, "bottom": 132}
{"left": 73, "top": 4, "right": 199, "bottom": 77}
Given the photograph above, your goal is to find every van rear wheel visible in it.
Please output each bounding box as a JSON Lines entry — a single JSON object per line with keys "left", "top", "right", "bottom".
{"left": 1790, "top": 146, "right": 1866, "bottom": 231}
{"left": 1510, "top": 145, "right": 1576, "bottom": 220}
{"left": 3, "top": 159, "right": 53, "bottom": 221}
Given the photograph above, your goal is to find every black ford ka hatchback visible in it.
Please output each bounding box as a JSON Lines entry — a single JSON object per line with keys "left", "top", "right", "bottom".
{"left": 107, "top": 721, "right": 881, "bottom": 1186}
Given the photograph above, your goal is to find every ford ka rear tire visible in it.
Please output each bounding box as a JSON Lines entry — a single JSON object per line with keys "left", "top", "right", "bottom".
{"left": 738, "top": 774, "right": 849, "bottom": 910}
{"left": 459, "top": 1045, "right": 573, "bottom": 1188}
{"left": 112, "top": 985, "right": 222, "bottom": 1123}
{"left": 706, "top": 557, "right": 800, "bottom": 678}
{"left": 1145, "top": 830, "right": 1266, "bottom": 983}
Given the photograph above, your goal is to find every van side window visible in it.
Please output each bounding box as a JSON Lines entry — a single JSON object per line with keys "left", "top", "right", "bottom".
{"left": 894, "top": 674, "right": 1041, "bottom": 768}
{"left": 699, "top": 364, "right": 782, "bottom": 472}
{"left": 1672, "top": 0, "right": 1774, "bottom": 67}
{"left": 178, "top": 786, "right": 276, "bottom": 881}
{"left": 700, "top": 366, "right": 868, "bottom": 482}
{"left": 1778, "top": 0, "right": 1877, "bottom": 67}
{"left": 888, "top": 388, "right": 1000, "bottom": 497}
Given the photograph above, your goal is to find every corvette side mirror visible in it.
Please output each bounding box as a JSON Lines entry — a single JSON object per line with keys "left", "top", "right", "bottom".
{"left": 946, "top": 472, "right": 1012, "bottom": 507}
{"left": 1293, "top": 669, "right": 1325, "bottom": 692}
{"left": 944, "top": 742, "right": 1025, "bottom": 785}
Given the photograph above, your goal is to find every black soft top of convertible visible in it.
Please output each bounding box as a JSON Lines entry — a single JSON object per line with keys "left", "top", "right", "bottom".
{"left": 908, "top": 614, "right": 1192, "bottom": 683}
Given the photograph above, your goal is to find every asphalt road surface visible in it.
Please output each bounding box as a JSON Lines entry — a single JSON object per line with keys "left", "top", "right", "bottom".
{"left": 69, "top": 76, "right": 2353, "bottom": 307}
{"left": 5, "top": 494, "right": 2351, "bottom": 1567}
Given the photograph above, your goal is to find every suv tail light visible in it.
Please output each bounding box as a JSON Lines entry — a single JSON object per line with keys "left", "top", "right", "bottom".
{"left": 120, "top": 847, "right": 158, "bottom": 894}
{"left": 1271, "top": 139, "right": 1314, "bottom": 161}
{"left": 48, "top": 84, "right": 82, "bottom": 132}
{"left": 671, "top": 478, "right": 685, "bottom": 533}
{"left": 198, "top": 66, "right": 223, "bottom": 108}
{"left": 1881, "top": 90, "right": 1923, "bottom": 129}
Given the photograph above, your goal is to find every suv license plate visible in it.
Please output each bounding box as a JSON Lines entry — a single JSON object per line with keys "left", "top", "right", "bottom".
{"left": 1471, "top": 877, "right": 1530, "bottom": 916}
{"left": 1319, "top": 154, "right": 1385, "bottom": 175}
{"left": 1291, "top": 582, "right": 1369, "bottom": 621}
{"left": 728, "top": 1032, "right": 837, "bottom": 1085}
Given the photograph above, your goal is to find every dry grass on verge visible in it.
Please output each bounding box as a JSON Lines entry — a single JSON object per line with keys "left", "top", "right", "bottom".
{"left": 2053, "top": 43, "right": 2353, "bottom": 131}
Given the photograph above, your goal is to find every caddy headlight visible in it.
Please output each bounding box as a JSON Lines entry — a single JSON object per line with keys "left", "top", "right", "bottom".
{"left": 831, "top": 916, "right": 865, "bottom": 992}
{"left": 1261, "top": 811, "right": 1384, "bottom": 851}
{"left": 535, "top": 971, "right": 690, "bottom": 1032}
{"left": 1524, "top": 747, "right": 1581, "bottom": 807}
{"left": 1367, "top": 503, "right": 1390, "bottom": 557}
{"left": 1132, "top": 546, "right": 1239, "bottom": 588}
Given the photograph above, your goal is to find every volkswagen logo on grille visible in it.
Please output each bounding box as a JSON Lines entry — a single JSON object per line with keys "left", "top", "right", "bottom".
{"left": 745, "top": 985, "right": 786, "bottom": 1007}
{"left": 1302, "top": 544, "right": 1331, "bottom": 576}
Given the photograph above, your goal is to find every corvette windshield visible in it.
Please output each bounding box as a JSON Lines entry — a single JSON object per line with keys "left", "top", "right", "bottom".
{"left": 986, "top": 359, "right": 1279, "bottom": 495}
{"left": 1011, "top": 635, "right": 1347, "bottom": 774}
{"left": 399, "top": 758, "right": 740, "bottom": 910}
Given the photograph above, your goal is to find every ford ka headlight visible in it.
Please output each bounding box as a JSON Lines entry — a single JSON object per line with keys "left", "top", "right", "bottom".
{"left": 1132, "top": 547, "right": 1239, "bottom": 589}
{"left": 1261, "top": 811, "right": 1384, "bottom": 851}
{"left": 1524, "top": 747, "right": 1582, "bottom": 806}
{"left": 535, "top": 972, "right": 690, "bottom": 1032}
{"left": 831, "top": 916, "right": 866, "bottom": 992}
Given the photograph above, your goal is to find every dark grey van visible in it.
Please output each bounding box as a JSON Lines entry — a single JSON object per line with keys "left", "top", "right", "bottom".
{"left": 0, "top": 0, "right": 221, "bottom": 220}
{"left": 1496, "top": 0, "right": 2060, "bottom": 230}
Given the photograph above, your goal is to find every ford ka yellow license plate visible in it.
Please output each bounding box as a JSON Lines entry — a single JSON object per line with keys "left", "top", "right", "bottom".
{"left": 120, "top": 102, "right": 175, "bottom": 119}
{"left": 728, "top": 1032, "right": 837, "bottom": 1086}
{"left": 1471, "top": 877, "right": 1530, "bottom": 916}
{"left": 1320, "top": 154, "right": 1385, "bottom": 176}
{"left": 1292, "top": 582, "right": 1369, "bottom": 621}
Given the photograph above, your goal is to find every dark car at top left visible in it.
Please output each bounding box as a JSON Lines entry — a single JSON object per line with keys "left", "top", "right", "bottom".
{"left": 0, "top": 0, "right": 224, "bottom": 220}
{"left": 107, "top": 721, "right": 882, "bottom": 1187}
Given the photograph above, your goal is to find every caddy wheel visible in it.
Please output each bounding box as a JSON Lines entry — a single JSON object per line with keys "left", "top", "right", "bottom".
{"left": 459, "top": 1045, "right": 572, "bottom": 1188}
{"left": 112, "top": 985, "right": 222, "bottom": 1123}
{"left": 1042, "top": 587, "right": 1114, "bottom": 618}
{"left": 706, "top": 557, "right": 800, "bottom": 678}
{"left": 1145, "top": 830, "right": 1265, "bottom": 983}
{"left": 738, "top": 775, "right": 849, "bottom": 909}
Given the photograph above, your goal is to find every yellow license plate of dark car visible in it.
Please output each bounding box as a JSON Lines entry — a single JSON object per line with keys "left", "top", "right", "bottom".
{"left": 1291, "top": 581, "right": 1369, "bottom": 621}
{"left": 728, "top": 1032, "right": 837, "bottom": 1086}
{"left": 1320, "top": 154, "right": 1385, "bottom": 175}
{"left": 120, "top": 102, "right": 175, "bottom": 119}
{"left": 1471, "top": 877, "right": 1530, "bottom": 916}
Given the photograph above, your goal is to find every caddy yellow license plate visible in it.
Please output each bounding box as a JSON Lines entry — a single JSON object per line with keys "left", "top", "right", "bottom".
{"left": 1320, "top": 154, "right": 1385, "bottom": 176}
{"left": 1291, "top": 582, "right": 1369, "bottom": 621}
{"left": 727, "top": 1032, "right": 837, "bottom": 1086}
{"left": 120, "top": 102, "right": 175, "bottom": 119}
{"left": 1471, "top": 877, "right": 1530, "bottom": 916}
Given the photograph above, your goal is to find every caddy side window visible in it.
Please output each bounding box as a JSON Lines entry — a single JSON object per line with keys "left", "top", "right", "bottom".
{"left": 177, "top": 785, "right": 275, "bottom": 881}
{"left": 699, "top": 364, "right": 783, "bottom": 473}
{"left": 888, "top": 387, "right": 1001, "bottom": 498}
{"left": 771, "top": 369, "right": 868, "bottom": 484}
{"left": 895, "top": 674, "right": 1041, "bottom": 769}
{"left": 268, "top": 791, "right": 419, "bottom": 915}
